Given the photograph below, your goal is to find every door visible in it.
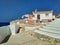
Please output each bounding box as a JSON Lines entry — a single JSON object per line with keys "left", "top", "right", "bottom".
{"left": 37, "top": 14, "right": 40, "bottom": 20}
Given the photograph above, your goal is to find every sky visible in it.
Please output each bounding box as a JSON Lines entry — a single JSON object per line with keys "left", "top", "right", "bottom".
{"left": 0, "top": 0, "right": 60, "bottom": 22}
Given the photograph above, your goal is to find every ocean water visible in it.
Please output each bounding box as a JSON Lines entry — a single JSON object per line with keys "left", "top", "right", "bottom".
{"left": 0, "top": 22, "right": 9, "bottom": 27}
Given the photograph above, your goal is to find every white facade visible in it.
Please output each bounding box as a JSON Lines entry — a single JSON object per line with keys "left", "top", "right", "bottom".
{"left": 33, "top": 11, "right": 53, "bottom": 21}
{"left": 9, "top": 21, "right": 19, "bottom": 35}
{"left": 9, "top": 23, "right": 16, "bottom": 35}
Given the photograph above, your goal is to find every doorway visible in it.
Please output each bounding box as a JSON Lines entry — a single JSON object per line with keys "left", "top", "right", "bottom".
{"left": 37, "top": 14, "right": 40, "bottom": 20}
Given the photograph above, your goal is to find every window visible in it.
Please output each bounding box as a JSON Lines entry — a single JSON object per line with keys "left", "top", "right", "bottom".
{"left": 46, "top": 13, "right": 49, "bottom": 17}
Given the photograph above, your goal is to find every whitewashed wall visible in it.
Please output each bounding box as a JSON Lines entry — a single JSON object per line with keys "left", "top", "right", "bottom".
{"left": 9, "top": 23, "right": 16, "bottom": 35}
{"left": 33, "top": 12, "right": 53, "bottom": 21}
{"left": 9, "top": 21, "right": 19, "bottom": 35}
{"left": 33, "top": 14, "right": 37, "bottom": 20}
{"left": 40, "top": 13, "right": 53, "bottom": 19}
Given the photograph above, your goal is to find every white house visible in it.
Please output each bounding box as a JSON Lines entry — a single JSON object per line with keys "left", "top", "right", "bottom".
{"left": 32, "top": 10, "right": 53, "bottom": 22}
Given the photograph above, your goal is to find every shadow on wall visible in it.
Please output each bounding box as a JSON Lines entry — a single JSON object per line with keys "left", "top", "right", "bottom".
{"left": 1, "top": 34, "right": 11, "bottom": 44}
{"left": 0, "top": 26, "right": 11, "bottom": 44}
{"left": 16, "top": 27, "right": 22, "bottom": 33}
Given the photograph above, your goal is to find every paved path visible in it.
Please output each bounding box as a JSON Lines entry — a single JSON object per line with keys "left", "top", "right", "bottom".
{"left": 1, "top": 31, "right": 52, "bottom": 45}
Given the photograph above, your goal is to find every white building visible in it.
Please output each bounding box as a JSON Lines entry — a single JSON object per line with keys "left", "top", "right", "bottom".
{"left": 32, "top": 10, "right": 53, "bottom": 21}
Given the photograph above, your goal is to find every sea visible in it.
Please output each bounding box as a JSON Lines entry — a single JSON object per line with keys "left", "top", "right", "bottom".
{"left": 0, "top": 22, "right": 9, "bottom": 27}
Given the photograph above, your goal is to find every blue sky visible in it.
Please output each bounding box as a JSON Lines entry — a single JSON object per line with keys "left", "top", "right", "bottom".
{"left": 0, "top": 0, "right": 60, "bottom": 22}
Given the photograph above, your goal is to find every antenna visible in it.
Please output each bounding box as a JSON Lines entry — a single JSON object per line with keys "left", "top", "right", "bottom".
{"left": 35, "top": 9, "right": 37, "bottom": 12}
{"left": 32, "top": 9, "right": 37, "bottom": 14}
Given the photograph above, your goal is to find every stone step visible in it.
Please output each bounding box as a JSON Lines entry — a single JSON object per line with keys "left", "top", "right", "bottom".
{"left": 34, "top": 30, "right": 60, "bottom": 39}
{"left": 42, "top": 26, "right": 60, "bottom": 31}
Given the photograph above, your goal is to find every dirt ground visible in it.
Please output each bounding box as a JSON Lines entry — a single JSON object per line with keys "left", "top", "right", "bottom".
{"left": 1, "top": 31, "right": 60, "bottom": 45}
